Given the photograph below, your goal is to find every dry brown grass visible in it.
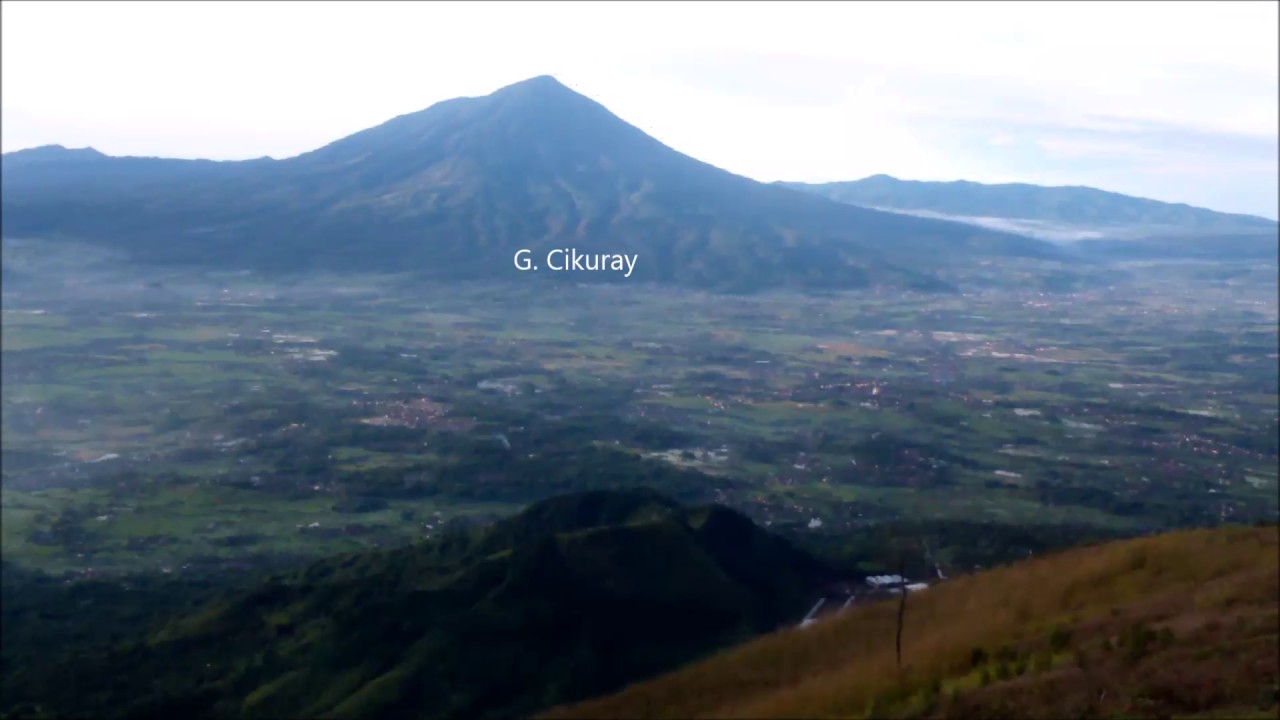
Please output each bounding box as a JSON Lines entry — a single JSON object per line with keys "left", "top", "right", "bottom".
{"left": 543, "top": 525, "right": 1279, "bottom": 719}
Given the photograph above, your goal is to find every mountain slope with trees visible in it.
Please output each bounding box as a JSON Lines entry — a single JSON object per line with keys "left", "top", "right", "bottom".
{"left": 0, "top": 489, "right": 837, "bottom": 720}
{"left": 0, "top": 77, "right": 1065, "bottom": 292}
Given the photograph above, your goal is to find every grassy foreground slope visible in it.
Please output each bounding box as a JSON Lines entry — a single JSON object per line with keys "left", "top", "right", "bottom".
{"left": 546, "top": 524, "right": 1279, "bottom": 719}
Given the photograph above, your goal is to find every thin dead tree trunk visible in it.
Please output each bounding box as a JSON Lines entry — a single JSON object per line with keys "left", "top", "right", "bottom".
{"left": 895, "top": 554, "right": 907, "bottom": 670}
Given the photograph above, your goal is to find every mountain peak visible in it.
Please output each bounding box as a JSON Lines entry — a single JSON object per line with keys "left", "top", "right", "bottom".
{"left": 485, "top": 75, "right": 604, "bottom": 119}
{"left": 504, "top": 74, "right": 567, "bottom": 89}
{"left": 21, "top": 142, "right": 99, "bottom": 154}
{"left": 0, "top": 80, "right": 1066, "bottom": 289}
{"left": 490, "top": 74, "right": 581, "bottom": 101}
{"left": 4, "top": 144, "right": 105, "bottom": 159}
{"left": 1, "top": 144, "right": 107, "bottom": 170}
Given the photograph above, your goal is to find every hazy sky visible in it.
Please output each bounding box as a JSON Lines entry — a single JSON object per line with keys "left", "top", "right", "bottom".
{"left": 3, "top": 1, "right": 1277, "bottom": 219}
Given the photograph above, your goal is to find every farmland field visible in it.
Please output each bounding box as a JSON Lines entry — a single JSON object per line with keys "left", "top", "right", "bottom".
{"left": 3, "top": 239, "right": 1277, "bottom": 575}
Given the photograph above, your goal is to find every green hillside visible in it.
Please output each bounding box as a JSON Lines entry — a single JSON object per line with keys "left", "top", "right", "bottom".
{"left": 0, "top": 489, "right": 835, "bottom": 720}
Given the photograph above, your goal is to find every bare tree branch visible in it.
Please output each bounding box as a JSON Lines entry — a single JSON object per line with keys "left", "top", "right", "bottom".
{"left": 896, "top": 552, "right": 907, "bottom": 671}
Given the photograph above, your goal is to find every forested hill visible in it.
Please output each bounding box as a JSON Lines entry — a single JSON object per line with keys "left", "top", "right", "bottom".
{"left": 0, "top": 489, "right": 837, "bottom": 720}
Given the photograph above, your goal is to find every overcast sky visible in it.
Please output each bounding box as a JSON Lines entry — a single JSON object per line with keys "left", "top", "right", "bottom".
{"left": 3, "top": 1, "right": 1277, "bottom": 219}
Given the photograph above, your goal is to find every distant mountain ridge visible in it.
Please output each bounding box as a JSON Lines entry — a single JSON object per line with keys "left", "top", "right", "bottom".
{"left": 781, "top": 174, "right": 1278, "bottom": 228}
{"left": 1, "top": 144, "right": 107, "bottom": 167}
{"left": 0, "top": 76, "right": 1065, "bottom": 292}
{"left": 780, "top": 175, "right": 1278, "bottom": 245}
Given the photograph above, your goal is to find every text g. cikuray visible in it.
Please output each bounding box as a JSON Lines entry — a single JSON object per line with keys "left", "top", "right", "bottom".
{"left": 514, "top": 249, "right": 638, "bottom": 278}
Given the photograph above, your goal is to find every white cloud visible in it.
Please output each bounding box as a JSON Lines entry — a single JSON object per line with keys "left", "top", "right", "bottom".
{"left": 2, "top": 1, "right": 1276, "bottom": 217}
{"left": 1032, "top": 138, "right": 1166, "bottom": 162}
